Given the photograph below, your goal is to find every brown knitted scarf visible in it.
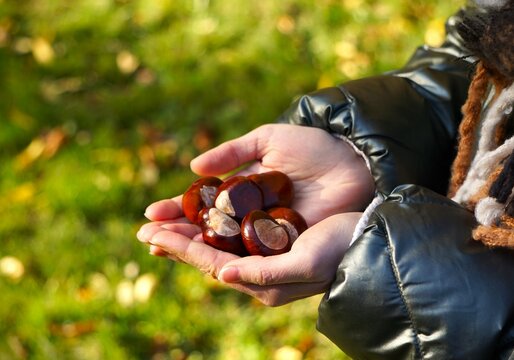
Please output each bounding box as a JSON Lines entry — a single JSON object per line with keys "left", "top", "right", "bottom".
{"left": 449, "top": 0, "right": 514, "bottom": 248}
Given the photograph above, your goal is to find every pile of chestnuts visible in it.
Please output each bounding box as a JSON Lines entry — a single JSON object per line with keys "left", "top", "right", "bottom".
{"left": 182, "top": 171, "right": 307, "bottom": 256}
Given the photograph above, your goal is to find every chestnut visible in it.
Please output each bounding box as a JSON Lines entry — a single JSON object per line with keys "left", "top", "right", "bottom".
{"left": 247, "top": 171, "right": 294, "bottom": 209}
{"left": 241, "top": 210, "right": 291, "bottom": 256}
{"left": 182, "top": 176, "right": 223, "bottom": 224}
{"left": 214, "top": 176, "right": 263, "bottom": 220}
{"left": 198, "top": 208, "right": 247, "bottom": 256}
{"left": 267, "top": 207, "right": 307, "bottom": 243}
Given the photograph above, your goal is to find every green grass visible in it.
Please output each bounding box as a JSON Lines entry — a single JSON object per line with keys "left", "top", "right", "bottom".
{"left": 0, "top": 0, "right": 463, "bottom": 358}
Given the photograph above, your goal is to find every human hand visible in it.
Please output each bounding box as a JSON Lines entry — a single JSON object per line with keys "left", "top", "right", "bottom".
{"left": 138, "top": 212, "right": 362, "bottom": 306}
{"left": 187, "top": 123, "right": 374, "bottom": 225}
{"left": 140, "top": 122, "right": 373, "bottom": 247}
{"left": 137, "top": 123, "right": 371, "bottom": 301}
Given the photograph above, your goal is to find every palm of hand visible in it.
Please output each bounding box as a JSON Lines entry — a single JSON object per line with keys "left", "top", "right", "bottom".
{"left": 195, "top": 124, "right": 374, "bottom": 226}
{"left": 138, "top": 124, "right": 371, "bottom": 304}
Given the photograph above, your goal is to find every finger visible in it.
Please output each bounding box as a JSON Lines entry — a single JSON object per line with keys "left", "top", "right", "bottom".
{"left": 149, "top": 245, "right": 168, "bottom": 257}
{"left": 137, "top": 221, "right": 199, "bottom": 243}
{"left": 190, "top": 126, "right": 271, "bottom": 175}
{"left": 144, "top": 196, "right": 183, "bottom": 221}
{"left": 149, "top": 229, "right": 239, "bottom": 278}
{"left": 224, "top": 213, "right": 360, "bottom": 286}
{"left": 225, "top": 279, "right": 329, "bottom": 307}
{"left": 216, "top": 215, "right": 350, "bottom": 286}
{"left": 217, "top": 252, "right": 315, "bottom": 286}
{"left": 148, "top": 245, "right": 184, "bottom": 263}
{"left": 160, "top": 222, "right": 201, "bottom": 238}
{"left": 137, "top": 222, "right": 164, "bottom": 243}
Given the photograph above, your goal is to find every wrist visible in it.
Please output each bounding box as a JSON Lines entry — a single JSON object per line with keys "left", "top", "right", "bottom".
{"left": 335, "top": 135, "right": 376, "bottom": 210}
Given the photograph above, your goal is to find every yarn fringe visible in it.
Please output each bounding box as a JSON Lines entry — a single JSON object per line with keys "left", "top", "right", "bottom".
{"left": 473, "top": 222, "right": 514, "bottom": 249}
{"left": 448, "top": 63, "right": 490, "bottom": 197}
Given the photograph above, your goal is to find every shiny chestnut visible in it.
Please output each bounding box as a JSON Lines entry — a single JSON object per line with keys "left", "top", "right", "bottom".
{"left": 241, "top": 210, "right": 291, "bottom": 256}
{"left": 198, "top": 208, "right": 247, "bottom": 256}
{"left": 267, "top": 207, "right": 307, "bottom": 243}
{"left": 247, "top": 171, "right": 294, "bottom": 209}
{"left": 182, "top": 176, "right": 223, "bottom": 224}
{"left": 214, "top": 176, "right": 263, "bottom": 220}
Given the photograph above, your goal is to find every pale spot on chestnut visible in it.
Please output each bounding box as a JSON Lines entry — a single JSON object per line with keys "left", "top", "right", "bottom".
{"left": 254, "top": 219, "right": 289, "bottom": 250}
{"left": 267, "top": 207, "right": 307, "bottom": 243}
{"left": 182, "top": 176, "right": 223, "bottom": 224}
{"left": 198, "top": 208, "right": 247, "bottom": 256}
{"left": 241, "top": 210, "right": 291, "bottom": 256}
{"left": 214, "top": 176, "right": 263, "bottom": 220}
{"left": 200, "top": 185, "right": 218, "bottom": 208}
{"left": 275, "top": 218, "right": 299, "bottom": 242}
{"left": 214, "top": 190, "right": 235, "bottom": 217}
{"left": 206, "top": 208, "right": 240, "bottom": 237}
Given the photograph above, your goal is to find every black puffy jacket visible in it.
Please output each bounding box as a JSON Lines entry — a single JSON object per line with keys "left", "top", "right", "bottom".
{"left": 279, "top": 6, "right": 514, "bottom": 360}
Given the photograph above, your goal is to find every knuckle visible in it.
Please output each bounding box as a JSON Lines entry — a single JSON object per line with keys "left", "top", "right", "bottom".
{"left": 255, "top": 124, "right": 274, "bottom": 139}
{"left": 198, "top": 263, "right": 218, "bottom": 279}
{"left": 225, "top": 142, "right": 241, "bottom": 166}
{"left": 255, "top": 268, "right": 275, "bottom": 286}
{"left": 199, "top": 251, "right": 223, "bottom": 279}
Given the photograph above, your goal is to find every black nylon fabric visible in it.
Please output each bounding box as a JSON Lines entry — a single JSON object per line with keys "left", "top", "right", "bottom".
{"left": 276, "top": 4, "right": 514, "bottom": 358}
{"left": 277, "top": 9, "right": 472, "bottom": 196}
{"left": 317, "top": 185, "right": 514, "bottom": 359}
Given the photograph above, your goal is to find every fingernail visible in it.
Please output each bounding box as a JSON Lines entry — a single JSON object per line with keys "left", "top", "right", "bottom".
{"left": 149, "top": 235, "right": 165, "bottom": 247}
{"left": 144, "top": 203, "right": 157, "bottom": 220}
{"left": 190, "top": 156, "right": 200, "bottom": 167}
{"left": 149, "top": 245, "right": 167, "bottom": 257}
{"left": 218, "top": 266, "right": 240, "bottom": 283}
{"left": 137, "top": 229, "right": 150, "bottom": 243}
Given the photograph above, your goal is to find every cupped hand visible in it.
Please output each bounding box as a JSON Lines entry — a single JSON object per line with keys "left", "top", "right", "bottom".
{"left": 145, "top": 124, "right": 373, "bottom": 227}
{"left": 137, "top": 124, "right": 371, "bottom": 304}
{"left": 138, "top": 212, "right": 362, "bottom": 306}
{"left": 191, "top": 124, "right": 373, "bottom": 224}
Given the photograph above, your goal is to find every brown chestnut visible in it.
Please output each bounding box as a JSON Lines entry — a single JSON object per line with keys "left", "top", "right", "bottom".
{"left": 214, "top": 176, "right": 263, "bottom": 220}
{"left": 198, "top": 208, "right": 247, "bottom": 256}
{"left": 267, "top": 207, "right": 307, "bottom": 243}
{"left": 241, "top": 210, "right": 291, "bottom": 256}
{"left": 247, "top": 171, "right": 294, "bottom": 209}
{"left": 182, "top": 176, "right": 223, "bottom": 224}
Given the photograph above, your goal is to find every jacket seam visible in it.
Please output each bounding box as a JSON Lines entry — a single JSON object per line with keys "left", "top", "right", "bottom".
{"left": 375, "top": 212, "right": 426, "bottom": 359}
{"left": 387, "top": 186, "right": 468, "bottom": 211}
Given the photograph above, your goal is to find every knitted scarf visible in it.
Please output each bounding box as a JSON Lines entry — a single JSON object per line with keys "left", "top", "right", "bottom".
{"left": 449, "top": 0, "right": 514, "bottom": 248}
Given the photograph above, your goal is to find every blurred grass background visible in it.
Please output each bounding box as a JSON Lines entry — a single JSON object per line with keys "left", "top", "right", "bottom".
{"left": 1, "top": 0, "right": 463, "bottom": 359}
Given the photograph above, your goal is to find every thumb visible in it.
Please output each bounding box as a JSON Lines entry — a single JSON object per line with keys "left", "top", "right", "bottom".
{"left": 217, "top": 252, "right": 312, "bottom": 286}
{"left": 217, "top": 213, "right": 360, "bottom": 285}
{"left": 190, "top": 125, "right": 271, "bottom": 176}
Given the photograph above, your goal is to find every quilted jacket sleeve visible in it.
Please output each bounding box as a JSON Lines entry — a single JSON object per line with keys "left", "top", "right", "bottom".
{"left": 317, "top": 185, "right": 514, "bottom": 359}
{"left": 277, "top": 9, "right": 473, "bottom": 196}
